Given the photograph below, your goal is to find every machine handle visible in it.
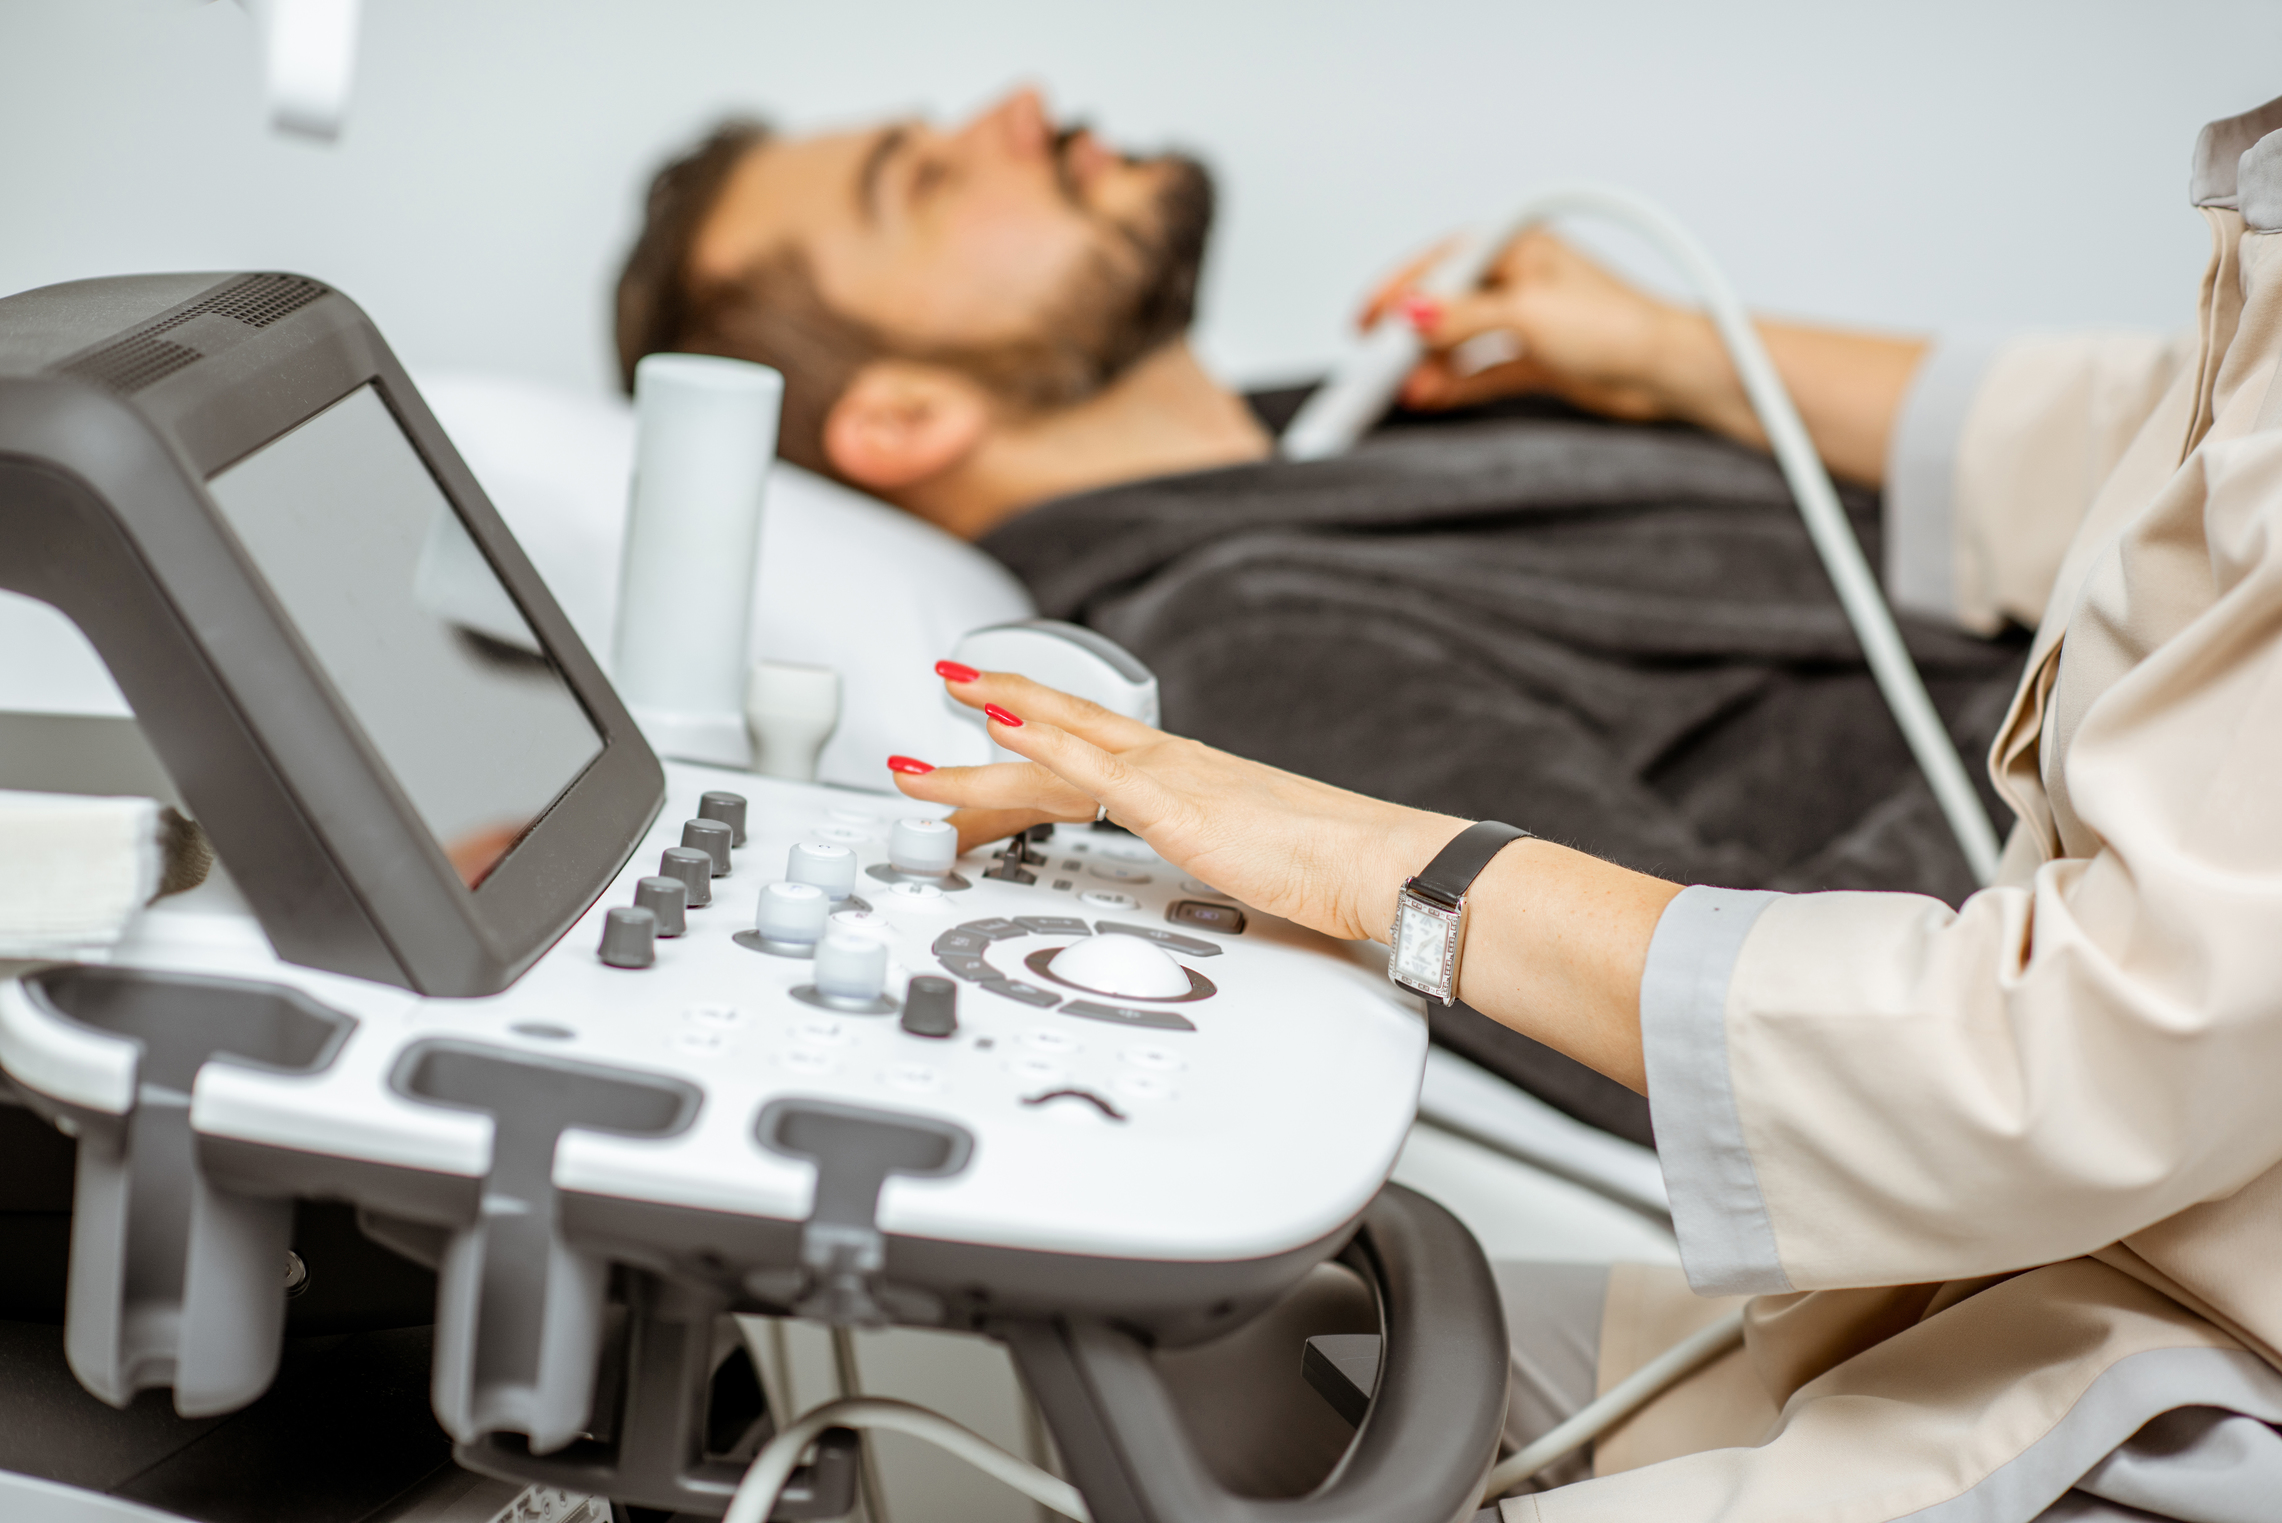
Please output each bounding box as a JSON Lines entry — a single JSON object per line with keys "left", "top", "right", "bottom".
{"left": 1009, "top": 1183, "right": 1508, "bottom": 1523}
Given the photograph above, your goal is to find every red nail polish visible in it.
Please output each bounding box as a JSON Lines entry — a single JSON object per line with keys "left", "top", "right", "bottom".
{"left": 1400, "top": 294, "right": 1442, "bottom": 331}
{"left": 935, "top": 660, "right": 980, "bottom": 683}
{"left": 887, "top": 755, "right": 935, "bottom": 775}
{"left": 983, "top": 704, "right": 1023, "bottom": 728}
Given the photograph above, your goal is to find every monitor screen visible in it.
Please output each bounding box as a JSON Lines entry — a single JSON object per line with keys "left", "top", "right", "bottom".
{"left": 205, "top": 384, "right": 603, "bottom": 889}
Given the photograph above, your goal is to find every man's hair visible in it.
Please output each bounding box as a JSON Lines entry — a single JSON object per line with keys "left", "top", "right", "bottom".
{"left": 614, "top": 116, "right": 1215, "bottom": 480}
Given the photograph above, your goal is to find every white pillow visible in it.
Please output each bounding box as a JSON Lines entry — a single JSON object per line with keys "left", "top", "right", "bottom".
{"left": 416, "top": 371, "right": 1035, "bottom": 788}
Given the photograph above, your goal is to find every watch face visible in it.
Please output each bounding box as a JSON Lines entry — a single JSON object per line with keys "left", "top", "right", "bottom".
{"left": 1391, "top": 897, "right": 1458, "bottom": 999}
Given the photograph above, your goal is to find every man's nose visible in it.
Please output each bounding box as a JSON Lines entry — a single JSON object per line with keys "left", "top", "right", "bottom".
{"left": 955, "top": 86, "right": 1053, "bottom": 164}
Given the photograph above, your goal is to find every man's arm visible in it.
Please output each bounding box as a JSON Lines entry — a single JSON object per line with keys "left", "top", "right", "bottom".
{"left": 1371, "top": 231, "right": 1925, "bottom": 486}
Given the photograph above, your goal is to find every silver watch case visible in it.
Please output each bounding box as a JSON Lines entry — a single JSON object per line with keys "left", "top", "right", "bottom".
{"left": 1387, "top": 881, "right": 1467, "bottom": 1005}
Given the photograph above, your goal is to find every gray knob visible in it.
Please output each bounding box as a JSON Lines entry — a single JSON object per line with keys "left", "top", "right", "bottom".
{"left": 787, "top": 840, "right": 857, "bottom": 901}
{"left": 699, "top": 790, "right": 748, "bottom": 846}
{"left": 901, "top": 975, "right": 957, "bottom": 1039}
{"left": 889, "top": 817, "right": 957, "bottom": 877}
{"left": 634, "top": 875, "right": 688, "bottom": 937}
{"left": 814, "top": 931, "right": 887, "bottom": 1005}
{"left": 755, "top": 880, "right": 829, "bottom": 949}
{"left": 659, "top": 845, "right": 713, "bottom": 907}
{"left": 599, "top": 906, "right": 657, "bottom": 968}
{"left": 681, "top": 818, "right": 734, "bottom": 877}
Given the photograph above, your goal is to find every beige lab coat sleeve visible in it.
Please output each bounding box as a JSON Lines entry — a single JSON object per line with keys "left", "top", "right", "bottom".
{"left": 1884, "top": 331, "right": 2192, "bottom": 633}
{"left": 1643, "top": 425, "right": 2282, "bottom": 1296}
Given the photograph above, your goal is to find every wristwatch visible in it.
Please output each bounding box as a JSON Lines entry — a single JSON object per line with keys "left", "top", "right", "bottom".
{"left": 1387, "top": 821, "right": 1532, "bottom": 1005}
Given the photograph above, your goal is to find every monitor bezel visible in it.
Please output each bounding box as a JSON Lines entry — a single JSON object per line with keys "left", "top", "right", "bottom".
{"left": 0, "top": 274, "right": 664, "bottom": 996}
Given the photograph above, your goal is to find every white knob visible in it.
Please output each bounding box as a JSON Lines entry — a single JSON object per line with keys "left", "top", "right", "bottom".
{"left": 787, "top": 841, "right": 857, "bottom": 901}
{"left": 889, "top": 817, "right": 957, "bottom": 877}
{"left": 754, "top": 881, "right": 828, "bottom": 948}
{"left": 814, "top": 931, "right": 887, "bottom": 1004}
{"left": 1049, "top": 935, "right": 1192, "bottom": 999}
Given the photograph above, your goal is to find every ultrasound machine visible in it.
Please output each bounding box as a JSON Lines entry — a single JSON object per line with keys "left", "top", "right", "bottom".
{"left": 0, "top": 273, "right": 1510, "bottom": 1522}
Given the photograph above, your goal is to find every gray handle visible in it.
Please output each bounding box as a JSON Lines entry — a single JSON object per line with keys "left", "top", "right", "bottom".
{"left": 1008, "top": 1183, "right": 1509, "bottom": 1523}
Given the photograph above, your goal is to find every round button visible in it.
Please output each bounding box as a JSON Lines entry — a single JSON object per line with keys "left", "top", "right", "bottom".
{"left": 1005, "top": 1056, "right": 1067, "bottom": 1085}
{"left": 1120, "top": 1045, "right": 1185, "bottom": 1072}
{"left": 814, "top": 934, "right": 888, "bottom": 1004}
{"left": 1078, "top": 890, "right": 1139, "bottom": 911}
{"left": 1024, "top": 1029, "right": 1080, "bottom": 1054}
{"left": 884, "top": 1064, "right": 941, "bottom": 1093}
{"left": 889, "top": 817, "right": 958, "bottom": 877}
{"left": 755, "top": 881, "right": 829, "bottom": 947}
{"left": 779, "top": 1048, "right": 838, "bottom": 1075}
{"left": 1087, "top": 864, "right": 1154, "bottom": 884}
{"left": 685, "top": 1004, "right": 748, "bottom": 1028}
{"left": 1115, "top": 1074, "right": 1178, "bottom": 1102}
{"left": 886, "top": 882, "right": 949, "bottom": 912}
{"left": 829, "top": 909, "right": 894, "bottom": 941}
{"left": 796, "top": 1018, "right": 852, "bottom": 1047}
{"left": 788, "top": 841, "right": 859, "bottom": 900}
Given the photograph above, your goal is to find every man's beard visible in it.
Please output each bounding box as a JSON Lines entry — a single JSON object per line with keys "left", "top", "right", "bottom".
{"left": 937, "top": 150, "right": 1216, "bottom": 412}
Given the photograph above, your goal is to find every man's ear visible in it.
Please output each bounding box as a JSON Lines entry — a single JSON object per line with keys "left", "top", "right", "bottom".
{"left": 822, "top": 361, "right": 992, "bottom": 491}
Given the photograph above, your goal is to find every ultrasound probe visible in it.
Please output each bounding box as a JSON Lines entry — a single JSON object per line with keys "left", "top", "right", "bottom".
{"left": 1282, "top": 187, "right": 2003, "bottom": 883}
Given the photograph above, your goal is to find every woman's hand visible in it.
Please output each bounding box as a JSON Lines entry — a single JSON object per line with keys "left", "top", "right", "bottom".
{"left": 886, "top": 667, "right": 1464, "bottom": 945}
{"left": 1358, "top": 226, "right": 1927, "bottom": 484}
{"left": 1359, "top": 229, "right": 1693, "bottom": 420}
{"left": 890, "top": 663, "right": 1682, "bottom": 1090}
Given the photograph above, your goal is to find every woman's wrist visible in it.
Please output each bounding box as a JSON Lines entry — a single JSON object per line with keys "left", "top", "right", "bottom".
{"left": 1345, "top": 807, "right": 1475, "bottom": 946}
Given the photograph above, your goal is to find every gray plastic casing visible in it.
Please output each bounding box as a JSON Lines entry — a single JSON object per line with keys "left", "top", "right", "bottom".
{"left": 0, "top": 273, "right": 665, "bottom": 995}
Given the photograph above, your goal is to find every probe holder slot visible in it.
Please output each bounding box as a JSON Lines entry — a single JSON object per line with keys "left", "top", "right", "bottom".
{"left": 11, "top": 966, "right": 354, "bottom": 1417}
{"left": 458, "top": 1271, "right": 859, "bottom": 1519}
{"left": 392, "top": 1043, "right": 699, "bottom": 1454}
{"left": 753, "top": 1097, "right": 974, "bottom": 1326}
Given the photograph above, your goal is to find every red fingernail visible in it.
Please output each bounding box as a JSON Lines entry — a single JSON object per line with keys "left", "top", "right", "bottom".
{"left": 983, "top": 704, "right": 1024, "bottom": 728}
{"left": 935, "top": 660, "right": 980, "bottom": 683}
{"left": 1400, "top": 294, "right": 1442, "bottom": 331}
{"left": 887, "top": 755, "right": 935, "bottom": 774}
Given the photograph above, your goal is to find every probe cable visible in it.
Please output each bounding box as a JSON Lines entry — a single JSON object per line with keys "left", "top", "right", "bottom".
{"left": 722, "top": 1396, "right": 1092, "bottom": 1523}
{"left": 1480, "top": 1308, "right": 1747, "bottom": 1503}
{"left": 1283, "top": 186, "right": 2003, "bottom": 883}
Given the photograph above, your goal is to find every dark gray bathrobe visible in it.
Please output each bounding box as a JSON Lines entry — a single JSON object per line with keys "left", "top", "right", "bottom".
{"left": 979, "top": 405, "right": 2028, "bottom": 1145}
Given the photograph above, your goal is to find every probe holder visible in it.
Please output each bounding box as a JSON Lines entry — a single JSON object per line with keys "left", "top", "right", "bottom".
{"left": 7, "top": 966, "right": 354, "bottom": 1417}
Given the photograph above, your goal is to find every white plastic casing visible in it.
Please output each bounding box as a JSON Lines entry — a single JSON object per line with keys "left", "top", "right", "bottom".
{"left": 0, "top": 765, "right": 1426, "bottom": 1265}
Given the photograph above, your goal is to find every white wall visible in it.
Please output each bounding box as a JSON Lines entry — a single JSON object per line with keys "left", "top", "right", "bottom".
{"left": 3, "top": 0, "right": 2276, "bottom": 397}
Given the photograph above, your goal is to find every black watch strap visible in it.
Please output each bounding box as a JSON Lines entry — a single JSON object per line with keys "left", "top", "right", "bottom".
{"left": 1409, "top": 821, "right": 1532, "bottom": 908}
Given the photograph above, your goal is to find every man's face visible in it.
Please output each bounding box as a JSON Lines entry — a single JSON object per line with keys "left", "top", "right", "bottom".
{"left": 691, "top": 88, "right": 1211, "bottom": 394}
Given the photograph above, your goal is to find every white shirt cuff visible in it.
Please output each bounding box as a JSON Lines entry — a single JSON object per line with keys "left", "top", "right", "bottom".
{"left": 1884, "top": 332, "right": 2009, "bottom": 624}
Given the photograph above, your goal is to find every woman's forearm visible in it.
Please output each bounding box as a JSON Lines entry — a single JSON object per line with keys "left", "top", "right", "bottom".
{"left": 1361, "top": 829, "right": 1678, "bottom": 1094}
{"left": 1650, "top": 310, "right": 1927, "bottom": 486}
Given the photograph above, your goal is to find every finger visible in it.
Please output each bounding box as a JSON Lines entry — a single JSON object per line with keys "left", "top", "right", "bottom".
{"left": 893, "top": 758, "right": 1098, "bottom": 819}
{"left": 1406, "top": 287, "right": 1525, "bottom": 351}
{"left": 943, "top": 807, "right": 1057, "bottom": 855}
{"left": 1401, "top": 353, "right": 1555, "bottom": 411}
{"left": 936, "top": 666, "right": 1162, "bottom": 750}
{"left": 980, "top": 709, "right": 1185, "bottom": 836}
{"left": 1357, "top": 236, "right": 1462, "bottom": 330}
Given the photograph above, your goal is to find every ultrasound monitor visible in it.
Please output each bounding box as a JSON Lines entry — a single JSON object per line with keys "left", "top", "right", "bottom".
{"left": 0, "top": 273, "right": 662, "bottom": 995}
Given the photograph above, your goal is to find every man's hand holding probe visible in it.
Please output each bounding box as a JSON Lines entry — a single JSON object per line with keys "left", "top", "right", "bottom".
{"left": 889, "top": 665, "right": 1679, "bottom": 1092}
